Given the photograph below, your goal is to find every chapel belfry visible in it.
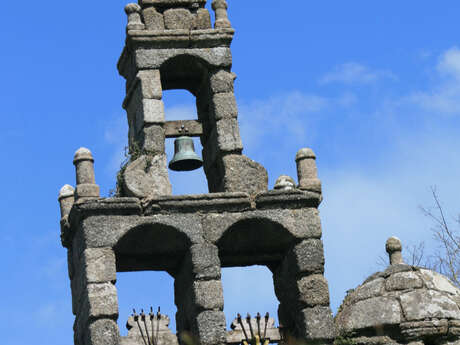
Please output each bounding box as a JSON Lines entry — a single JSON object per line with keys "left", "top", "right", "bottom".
{"left": 58, "top": 1, "right": 336, "bottom": 345}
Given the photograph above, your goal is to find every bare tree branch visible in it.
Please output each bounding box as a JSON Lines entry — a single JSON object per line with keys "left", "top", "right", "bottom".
{"left": 418, "top": 186, "right": 460, "bottom": 287}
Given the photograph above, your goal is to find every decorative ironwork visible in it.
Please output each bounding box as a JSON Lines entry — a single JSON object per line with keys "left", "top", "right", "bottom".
{"left": 131, "top": 307, "right": 162, "bottom": 345}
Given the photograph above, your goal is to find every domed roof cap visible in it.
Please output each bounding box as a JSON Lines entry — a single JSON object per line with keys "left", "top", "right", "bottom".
{"left": 335, "top": 237, "right": 460, "bottom": 343}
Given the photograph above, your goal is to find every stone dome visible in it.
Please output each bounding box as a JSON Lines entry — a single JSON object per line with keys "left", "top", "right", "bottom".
{"left": 335, "top": 237, "right": 460, "bottom": 345}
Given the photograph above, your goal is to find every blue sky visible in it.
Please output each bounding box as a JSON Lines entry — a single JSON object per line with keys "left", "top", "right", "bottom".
{"left": 2, "top": 1, "right": 460, "bottom": 344}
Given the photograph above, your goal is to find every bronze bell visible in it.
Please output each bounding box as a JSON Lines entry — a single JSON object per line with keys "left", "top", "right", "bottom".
{"left": 169, "top": 136, "right": 203, "bottom": 171}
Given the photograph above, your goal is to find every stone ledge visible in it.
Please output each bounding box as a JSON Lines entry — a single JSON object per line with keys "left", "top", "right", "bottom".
{"left": 126, "top": 28, "right": 234, "bottom": 49}
{"left": 74, "top": 198, "right": 142, "bottom": 214}
{"left": 144, "top": 192, "right": 251, "bottom": 214}
{"left": 255, "top": 190, "right": 321, "bottom": 209}
{"left": 141, "top": 0, "right": 206, "bottom": 6}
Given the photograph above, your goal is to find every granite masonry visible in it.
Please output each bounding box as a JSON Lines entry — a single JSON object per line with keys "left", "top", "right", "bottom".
{"left": 58, "top": 1, "right": 460, "bottom": 345}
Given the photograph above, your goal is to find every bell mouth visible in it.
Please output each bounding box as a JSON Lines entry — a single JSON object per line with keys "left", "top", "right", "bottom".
{"left": 169, "top": 158, "right": 203, "bottom": 172}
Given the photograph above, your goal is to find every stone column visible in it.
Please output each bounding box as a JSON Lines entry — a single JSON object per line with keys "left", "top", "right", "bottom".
{"left": 73, "top": 148, "right": 100, "bottom": 203}
{"left": 296, "top": 148, "right": 322, "bottom": 194}
{"left": 386, "top": 236, "right": 404, "bottom": 265}
{"left": 71, "top": 247, "right": 120, "bottom": 345}
{"left": 125, "top": 3, "right": 145, "bottom": 31}
{"left": 211, "top": 0, "right": 231, "bottom": 28}
{"left": 175, "top": 243, "right": 226, "bottom": 345}
{"left": 274, "top": 240, "right": 335, "bottom": 344}
{"left": 121, "top": 69, "right": 172, "bottom": 198}
{"left": 204, "top": 69, "right": 268, "bottom": 194}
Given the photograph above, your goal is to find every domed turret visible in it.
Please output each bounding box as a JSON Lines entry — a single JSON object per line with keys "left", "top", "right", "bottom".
{"left": 335, "top": 237, "right": 460, "bottom": 345}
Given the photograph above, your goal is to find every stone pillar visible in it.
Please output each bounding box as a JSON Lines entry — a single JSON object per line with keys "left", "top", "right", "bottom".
{"left": 175, "top": 244, "right": 226, "bottom": 345}
{"left": 58, "top": 184, "right": 75, "bottom": 220}
{"left": 212, "top": 0, "right": 231, "bottom": 28}
{"left": 204, "top": 69, "right": 268, "bottom": 194}
{"left": 71, "top": 247, "right": 120, "bottom": 345}
{"left": 73, "top": 148, "right": 100, "bottom": 203}
{"left": 296, "top": 148, "right": 322, "bottom": 194}
{"left": 121, "top": 69, "right": 172, "bottom": 198}
{"left": 386, "top": 236, "right": 404, "bottom": 265}
{"left": 125, "top": 3, "right": 145, "bottom": 31}
{"left": 274, "top": 239, "right": 335, "bottom": 343}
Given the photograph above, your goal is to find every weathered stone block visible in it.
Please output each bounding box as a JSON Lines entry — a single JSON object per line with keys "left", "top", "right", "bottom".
{"left": 194, "top": 8, "right": 211, "bottom": 29}
{"left": 385, "top": 271, "right": 423, "bottom": 291}
{"left": 67, "top": 248, "right": 74, "bottom": 280}
{"left": 142, "top": 7, "right": 164, "bottom": 30}
{"left": 192, "top": 280, "right": 224, "bottom": 311}
{"left": 297, "top": 274, "right": 330, "bottom": 307}
{"left": 193, "top": 310, "right": 227, "bottom": 345}
{"left": 189, "top": 243, "right": 221, "bottom": 280}
{"left": 419, "top": 269, "right": 460, "bottom": 295}
{"left": 84, "top": 319, "right": 120, "bottom": 345}
{"left": 122, "top": 154, "right": 172, "bottom": 198}
{"left": 75, "top": 184, "right": 100, "bottom": 201}
{"left": 81, "top": 283, "right": 118, "bottom": 320}
{"left": 212, "top": 93, "right": 238, "bottom": 120}
{"left": 136, "top": 99, "right": 165, "bottom": 134}
{"left": 221, "top": 154, "right": 268, "bottom": 194}
{"left": 288, "top": 239, "right": 325, "bottom": 275}
{"left": 215, "top": 118, "right": 243, "bottom": 152}
{"left": 137, "top": 70, "right": 162, "bottom": 99}
{"left": 164, "top": 8, "right": 193, "bottom": 30}
{"left": 349, "top": 278, "right": 384, "bottom": 303}
{"left": 297, "top": 306, "right": 335, "bottom": 341}
{"left": 336, "top": 297, "right": 401, "bottom": 333}
{"left": 209, "top": 70, "right": 234, "bottom": 94}
{"left": 139, "top": 124, "right": 165, "bottom": 153}
{"left": 83, "top": 248, "right": 117, "bottom": 284}
{"left": 400, "top": 290, "right": 460, "bottom": 321}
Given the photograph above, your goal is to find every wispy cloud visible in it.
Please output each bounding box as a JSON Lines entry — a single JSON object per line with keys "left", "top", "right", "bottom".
{"left": 408, "top": 47, "right": 460, "bottom": 115}
{"left": 319, "top": 62, "right": 397, "bottom": 85}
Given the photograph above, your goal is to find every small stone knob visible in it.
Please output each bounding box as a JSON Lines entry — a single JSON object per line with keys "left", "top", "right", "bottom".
{"left": 58, "top": 184, "right": 75, "bottom": 219}
{"left": 295, "top": 148, "right": 321, "bottom": 193}
{"left": 386, "top": 237, "right": 404, "bottom": 265}
{"left": 73, "top": 148, "right": 100, "bottom": 202}
{"left": 212, "top": 0, "right": 231, "bottom": 28}
{"left": 274, "top": 175, "right": 296, "bottom": 191}
{"left": 125, "top": 3, "right": 145, "bottom": 31}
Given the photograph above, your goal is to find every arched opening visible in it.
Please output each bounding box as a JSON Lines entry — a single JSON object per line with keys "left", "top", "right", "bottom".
{"left": 222, "top": 266, "right": 279, "bottom": 331}
{"left": 160, "top": 55, "right": 209, "bottom": 96}
{"left": 218, "top": 218, "right": 295, "bottom": 267}
{"left": 163, "top": 89, "right": 208, "bottom": 195}
{"left": 114, "top": 224, "right": 190, "bottom": 339}
{"left": 217, "top": 218, "right": 295, "bottom": 343}
{"left": 115, "top": 223, "right": 190, "bottom": 272}
{"left": 116, "top": 271, "right": 177, "bottom": 336}
{"left": 160, "top": 55, "right": 213, "bottom": 195}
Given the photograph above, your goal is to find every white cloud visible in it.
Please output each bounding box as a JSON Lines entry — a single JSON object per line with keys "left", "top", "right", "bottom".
{"left": 408, "top": 47, "right": 460, "bottom": 115}
{"left": 438, "top": 47, "right": 460, "bottom": 79}
{"left": 320, "top": 62, "right": 397, "bottom": 85}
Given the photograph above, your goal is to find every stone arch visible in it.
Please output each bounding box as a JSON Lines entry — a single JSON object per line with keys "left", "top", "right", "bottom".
{"left": 217, "top": 217, "right": 296, "bottom": 268}
{"left": 115, "top": 222, "right": 191, "bottom": 272}
{"left": 160, "top": 54, "right": 210, "bottom": 96}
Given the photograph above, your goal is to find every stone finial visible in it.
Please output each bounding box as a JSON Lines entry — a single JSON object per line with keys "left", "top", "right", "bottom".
{"left": 212, "top": 0, "right": 231, "bottom": 28}
{"left": 73, "top": 148, "right": 100, "bottom": 201}
{"left": 58, "top": 184, "right": 75, "bottom": 219}
{"left": 386, "top": 236, "right": 404, "bottom": 265}
{"left": 274, "top": 175, "right": 296, "bottom": 191}
{"left": 295, "top": 148, "right": 322, "bottom": 193}
{"left": 125, "top": 3, "right": 145, "bottom": 31}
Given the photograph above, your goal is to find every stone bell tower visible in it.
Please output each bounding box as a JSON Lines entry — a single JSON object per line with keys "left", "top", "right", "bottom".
{"left": 58, "top": 1, "right": 336, "bottom": 345}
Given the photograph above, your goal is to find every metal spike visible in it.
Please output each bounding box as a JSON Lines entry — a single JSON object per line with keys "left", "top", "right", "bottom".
{"left": 238, "top": 314, "right": 249, "bottom": 342}
{"left": 263, "top": 313, "right": 269, "bottom": 340}
{"left": 246, "top": 314, "right": 255, "bottom": 340}
{"left": 256, "top": 313, "right": 261, "bottom": 339}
